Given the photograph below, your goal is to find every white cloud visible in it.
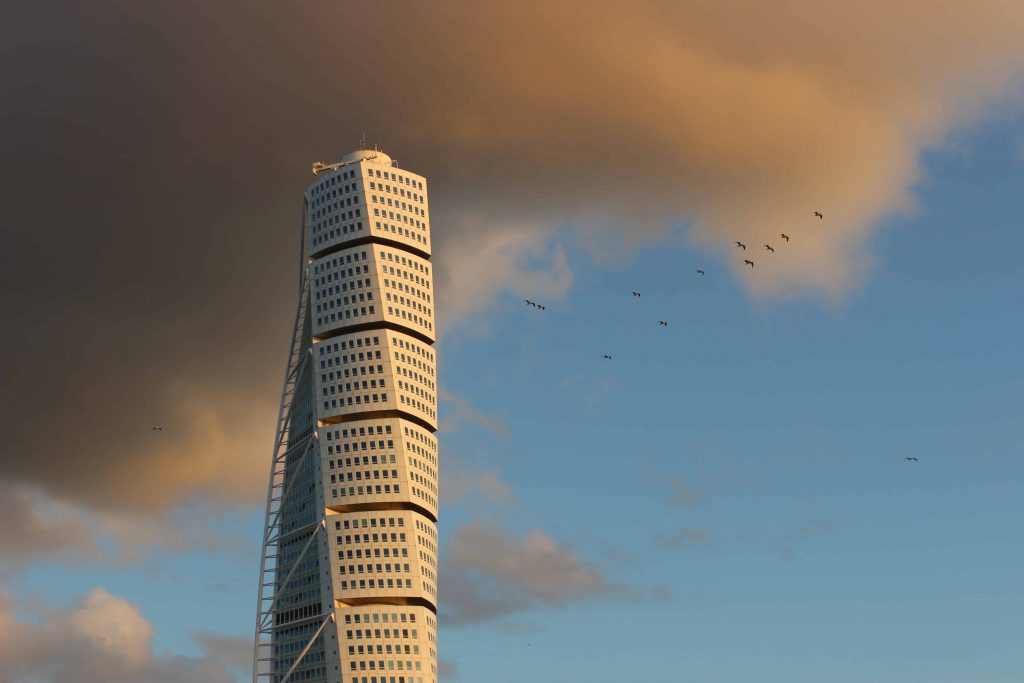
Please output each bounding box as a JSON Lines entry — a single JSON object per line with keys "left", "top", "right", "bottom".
{"left": 441, "top": 468, "right": 518, "bottom": 508}
{"left": 441, "top": 523, "right": 608, "bottom": 625}
{"left": 0, "top": 588, "right": 246, "bottom": 683}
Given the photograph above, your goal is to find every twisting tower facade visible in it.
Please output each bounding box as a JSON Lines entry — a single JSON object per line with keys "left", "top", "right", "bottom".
{"left": 254, "top": 149, "right": 439, "bottom": 683}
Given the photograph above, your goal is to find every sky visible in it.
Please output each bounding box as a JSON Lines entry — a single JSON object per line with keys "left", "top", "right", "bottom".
{"left": 1, "top": 1, "right": 1023, "bottom": 681}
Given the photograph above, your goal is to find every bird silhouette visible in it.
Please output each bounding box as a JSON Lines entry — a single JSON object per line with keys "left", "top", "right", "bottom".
{"left": 658, "top": 320, "right": 668, "bottom": 326}
{"left": 814, "top": 211, "right": 823, "bottom": 219}
{"left": 780, "top": 233, "right": 790, "bottom": 241}
{"left": 151, "top": 426, "right": 163, "bottom": 431}
{"left": 904, "top": 457, "right": 919, "bottom": 461}
{"left": 744, "top": 259, "right": 754, "bottom": 268}
{"left": 764, "top": 244, "right": 775, "bottom": 253}
{"left": 602, "top": 354, "right": 612, "bottom": 360}
{"left": 632, "top": 291, "right": 641, "bottom": 297}
{"left": 523, "top": 299, "right": 536, "bottom": 307}
{"left": 735, "top": 241, "right": 746, "bottom": 250}
{"left": 536, "top": 304, "right": 546, "bottom": 310}
{"left": 696, "top": 269, "right": 705, "bottom": 275}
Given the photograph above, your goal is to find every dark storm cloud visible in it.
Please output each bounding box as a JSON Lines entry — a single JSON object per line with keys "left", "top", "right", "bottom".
{"left": 2, "top": 0, "right": 1024, "bottom": 519}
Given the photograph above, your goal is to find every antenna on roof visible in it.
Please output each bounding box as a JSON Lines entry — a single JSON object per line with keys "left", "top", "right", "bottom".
{"left": 359, "top": 132, "right": 368, "bottom": 150}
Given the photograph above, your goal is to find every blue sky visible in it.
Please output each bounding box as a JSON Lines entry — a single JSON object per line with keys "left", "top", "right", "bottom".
{"left": 8, "top": 109, "right": 1022, "bottom": 683}
{"left": 3, "top": 4, "right": 1024, "bottom": 682}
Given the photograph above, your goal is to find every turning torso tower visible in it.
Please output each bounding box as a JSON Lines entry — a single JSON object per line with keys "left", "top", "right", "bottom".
{"left": 254, "top": 149, "right": 439, "bottom": 683}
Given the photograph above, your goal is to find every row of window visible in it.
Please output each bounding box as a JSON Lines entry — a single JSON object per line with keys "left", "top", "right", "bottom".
{"left": 313, "top": 219, "right": 364, "bottom": 248}
{"left": 334, "top": 517, "right": 404, "bottom": 531}
{"left": 330, "top": 468, "right": 400, "bottom": 484}
{"left": 318, "top": 303, "right": 375, "bottom": 325}
{"left": 338, "top": 562, "right": 410, "bottom": 575}
{"left": 384, "top": 275, "right": 430, "bottom": 302}
{"left": 372, "top": 206, "right": 426, "bottom": 234}
{"left": 324, "top": 422, "right": 390, "bottom": 437}
{"left": 416, "top": 534, "right": 437, "bottom": 556}
{"left": 340, "top": 577, "right": 412, "bottom": 590}
{"left": 344, "top": 611, "right": 418, "bottom": 625}
{"left": 385, "top": 296, "right": 432, "bottom": 320}
{"left": 413, "top": 518, "right": 437, "bottom": 541}
{"left": 408, "top": 456, "right": 436, "bottom": 483}
{"left": 365, "top": 166, "right": 423, "bottom": 190}
{"left": 316, "top": 276, "right": 370, "bottom": 303}
{"left": 409, "top": 470, "right": 436, "bottom": 495}
{"left": 324, "top": 378, "right": 385, "bottom": 397}
{"left": 310, "top": 167, "right": 358, "bottom": 197}
{"left": 327, "top": 452, "right": 397, "bottom": 463}
{"left": 349, "top": 676, "right": 425, "bottom": 683}
{"left": 372, "top": 193, "right": 425, "bottom": 216}
{"left": 312, "top": 193, "right": 358, "bottom": 222}
{"left": 373, "top": 220, "right": 428, "bottom": 246}
{"left": 395, "top": 363, "right": 434, "bottom": 391}
{"left": 322, "top": 392, "right": 387, "bottom": 411}
{"left": 320, "top": 353, "right": 382, "bottom": 370}
{"left": 410, "top": 485, "right": 436, "bottom": 510}
{"left": 348, "top": 659, "right": 422, "bottom": 673}
{"left": 367, "top": 179, "right": 424, "bottom": 204}
{"left": 349, "top": 644, "right": 419, "bottom": 656}
{"left": 337, "top": 546, "right": 409, "bottom": 560}
{"left": 403, "top": 427, "right": 436, "bottom": 465}
{"left": 313, "top": 207, "right": 362, "bottom": 235}
{"left": 331, "top": 484, "right": 401, "bottom": 498}
{"left": 392, "top": 336, "right": 434, "bottom": 366}
{"left": 386, "top": 306, "right": 433, "bottom": 332}
{"left": 379, "top": 248, "right": 431, "bottom": 280}
{"left": 317, "top": 334, "right": 379, "bottom": 354}
{"left": 397, "top": 394, "right": 436, "bottom": 420}
{"left": 314, "top": 249, "right": 370, "bottom": 280}
{"left": 317, "top": 304, "right": 437, "bottom": 334}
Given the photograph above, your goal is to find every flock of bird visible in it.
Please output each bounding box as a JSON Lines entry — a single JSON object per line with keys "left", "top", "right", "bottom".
{"left": 520, "top": 210, "right": 921, "bottom": 463}
{"left": 524, "top": 210, "right": 823, "bottom": 323}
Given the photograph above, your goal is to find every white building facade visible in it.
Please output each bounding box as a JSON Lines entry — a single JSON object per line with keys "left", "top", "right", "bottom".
{"left": 255, "top": 150, "right": 438, "bottom": 683}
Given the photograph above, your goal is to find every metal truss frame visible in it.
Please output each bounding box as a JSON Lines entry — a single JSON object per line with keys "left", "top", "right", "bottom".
{"left": 253, "top": 198, "right": 319, "bottom": 682}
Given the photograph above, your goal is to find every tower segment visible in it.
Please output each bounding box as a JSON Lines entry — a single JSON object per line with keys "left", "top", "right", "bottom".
{"left": 255, "top": 149, "right": 438, "bottom": 683}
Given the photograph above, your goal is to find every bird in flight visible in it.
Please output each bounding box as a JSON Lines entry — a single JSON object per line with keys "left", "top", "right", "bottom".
{"left": 744, "top": 259, "right": 754, "bottom": 268}
{"left": 632, "top": 291, "right": 641, "bottom": 297}
{"left": 780, "top": 233, "right": 790, "bottom": 241}
{"left": 814, "top": 211, "right": 823, "bottom": 219}
{"left": 764, "top": 244, "right": 775, "bottom": 253}
{"left": 151, "top": 426, "right": 163, "bottom": 431}
{"left": 695, "top": 269, "right": 705, "bottom": 276}
{"left": 536, "top": 304, "right": 546, "bottom": 310}
{"left": 523, "top": 299, "right": 536, "bottom": 307}
{"left": 735, "top": 241, "right": 746, "bottom": 250}
{"left": 658, "top": 320, "right": 668, "bottom": 326}
{"left": 904, "top": 457, "right": 919, "bottom": 461}
{"left": 602, "top": 354, "right": 612, "bottom": 360}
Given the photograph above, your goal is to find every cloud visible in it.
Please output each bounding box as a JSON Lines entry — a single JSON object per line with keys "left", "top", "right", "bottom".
{"left": 2, "top": 0, "right": 1024, "bottom": 523}
{"left": 441, "top": 522, "right": 609, "bottom": 625}
{"left": 441, "top": 468, "right": 518, "bottom": 508}
{"left": 0, "top": 481, "right": 254, "bottom": 574}
{"left": 435, "top": 226, "right": 573, "bottom": 332}
{"left": 665, "top": 477, "right": 700, "bottom": 507}
{"left": 438, "top": 659, "right": 459, "bottom": 680}
{"left": 439, "top": 387, "right": 510, "bottom": 440}
{"left": 0, "top": 588, "right": 246, "bottom": 683}
{"left": 0, "top": 481, "right": 99, "bottom": 572}
{"left": 655, "top": 528, "right": 711, "bottom": 549}
{"left": 191, "top": 632, "right": 252, "bottom": 675}
{"left": 3, "top": 373, "right": 276, "bottom": 516}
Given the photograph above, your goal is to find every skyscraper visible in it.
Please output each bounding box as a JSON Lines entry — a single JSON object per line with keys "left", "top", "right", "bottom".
{"left": 254, "top": 149, "right": 438, "bottom": 683}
